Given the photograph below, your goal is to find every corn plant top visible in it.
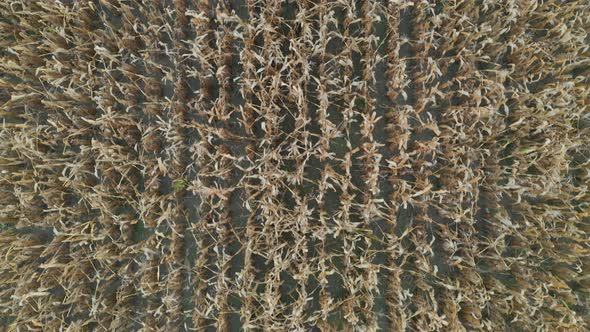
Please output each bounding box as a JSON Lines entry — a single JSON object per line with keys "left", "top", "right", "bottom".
{"left": 0, "top": 0, "right": 588, "bottom": 331}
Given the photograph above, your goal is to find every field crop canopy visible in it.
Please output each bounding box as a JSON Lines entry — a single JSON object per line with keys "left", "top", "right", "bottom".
{"left": 0, "top": 0, "right": 589, "bottom": 331}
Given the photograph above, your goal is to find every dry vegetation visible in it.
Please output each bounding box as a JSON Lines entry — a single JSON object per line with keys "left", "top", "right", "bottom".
{"left": 0, "top": 0, "right": 589, "bottom": 331}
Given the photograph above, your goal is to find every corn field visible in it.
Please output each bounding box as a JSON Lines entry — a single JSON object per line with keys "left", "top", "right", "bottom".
{"left": 0, "top": 0, "right": 589, "bottom": 331}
